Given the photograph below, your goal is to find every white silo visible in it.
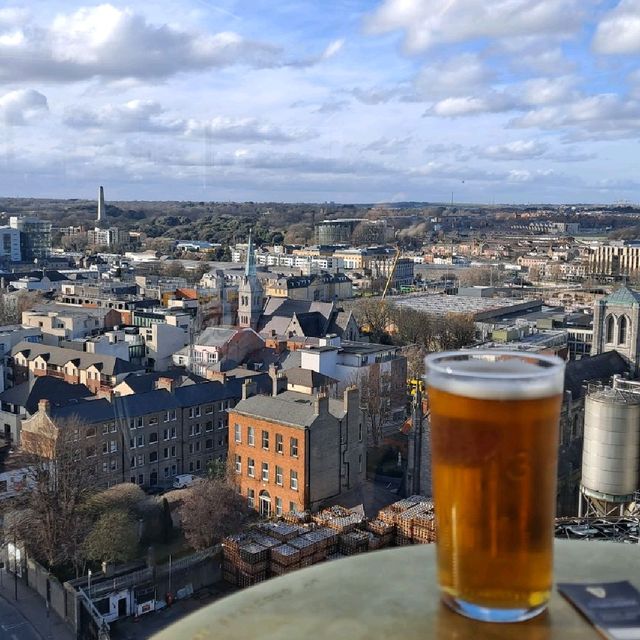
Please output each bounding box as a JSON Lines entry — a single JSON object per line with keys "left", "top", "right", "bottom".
{"left": 580, "top": 378, "right": 640, "bottom": 517}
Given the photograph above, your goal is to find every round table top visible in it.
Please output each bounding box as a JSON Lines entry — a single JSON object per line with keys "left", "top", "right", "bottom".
{"left": 153, "top": 540, "right": 640, "bottom": 640}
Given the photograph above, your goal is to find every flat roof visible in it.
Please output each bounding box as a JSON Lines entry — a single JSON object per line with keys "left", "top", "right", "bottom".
{"left": 394, "top": 293, "right": 542, "bottom": 319}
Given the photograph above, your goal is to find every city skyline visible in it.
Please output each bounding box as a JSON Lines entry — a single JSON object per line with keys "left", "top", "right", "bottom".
{"left": 0, "top": 1, "right": 639, "bottom": 203}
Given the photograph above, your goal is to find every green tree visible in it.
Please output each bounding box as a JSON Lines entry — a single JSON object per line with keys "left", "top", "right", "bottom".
{"left": 83, "top": 509, "right": 139, "bottom": 564}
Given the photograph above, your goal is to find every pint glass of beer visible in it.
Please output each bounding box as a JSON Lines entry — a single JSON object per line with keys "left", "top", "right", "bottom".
{"left": 425, "top": 351, "right": 565, "bottom": 623}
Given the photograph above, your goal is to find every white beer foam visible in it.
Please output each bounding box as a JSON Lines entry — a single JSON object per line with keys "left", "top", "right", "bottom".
{"left": 426, "top": 354, "right": 564, "bottom": 401}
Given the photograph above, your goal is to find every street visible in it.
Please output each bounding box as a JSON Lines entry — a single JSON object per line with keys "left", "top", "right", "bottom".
{"left": 0, "top": 569, "right": 74, "bottom": 640}
{"left": 0, "top": 591, "right": 41, "bottom": 640}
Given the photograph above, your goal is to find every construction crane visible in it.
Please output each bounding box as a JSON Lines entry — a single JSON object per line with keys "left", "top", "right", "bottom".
{"left": 381, "top": 245, "right": 400, "bottom": 300}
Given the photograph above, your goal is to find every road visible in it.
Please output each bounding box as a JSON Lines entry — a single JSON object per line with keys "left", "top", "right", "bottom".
{"left": 0, "top": 591, "right": 41, "bottom": 640}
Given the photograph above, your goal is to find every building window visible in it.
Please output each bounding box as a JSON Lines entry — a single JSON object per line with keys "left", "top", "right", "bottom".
{"left": 248, "top": 458, "right": 255, "bottom": 477}
{"left": 149, "top": 432, "right": 158, "bottom": 443}
{"left": 290, "top": 437, "right": 298, "bottom": 458}
{"left": 262, "top": 430, "right": 269, "bottom": 450}
{"left": 86, "top": 427, "right": 96, "bottom": 438}
{"left": 150, "top": 451, "right": 158, "bottom": 463}
{"left": 235, "top": 455, "right": 242, "bottom": 474}
{"left": 205, "top": 438, "right": 213, "bottom": 449}
{"left": 165, "top": 410, "right": 176, "bottom": 422}
{"left": 606, "top": 314, "right": 615, "bottom": 343}
{"left": 275, "top": 433, "right": 283, "bottom": 454}
{"left": 619, "top": 315, "right": 628, "bottom": 345}
{"left": 206, "top": 421, "right": 213, "bottom": 432}
{"left": 196, "top": 459, "right": 201, "bottom": 471}
{"left": 275, "top": 496, "right": 283, "bottom": 517}
{"left": 86, "top": 445, "right": 96, "bottom": 458}
{"left": 149, "top": 416, "right": 158, "bottom": 426}
{"left": 290, "top": 470, "right": 298, "bottom": 490}
{"left": 234, "top": 423, "right": 241, "bottom": 443}
{"left": 289, "top": 501, "right": 297, "bottom": 513}
{"left": 137, "top": 417, "right": 143, "bottom": 428}
{"left": 163, "top": 448, "right": 170, "bottom": 459}
{"left": 359, "top": 454, "right": 362, "bottom": 473}
{"left": 262, "top": 462, "right": 269, "bottom": 482}
{"left": 205, "top": 405, "right": 213, "bottom": 414}
{"left": 358, "top": 423, "right": 363, "bottom": 442}
{"left": 136, "top": 435, "right": 144, "bottom": 447}
{"left": 275, "top": 465, "right": 283, "bottom": 486}
{"left": 110, "top": 440, "right": 117, "bottom": 453}
{"left": 248, "top": 426, "right": 255, "bottom": 446}
{"left": 247, "top": 488, "right": 255, "bottom": 508}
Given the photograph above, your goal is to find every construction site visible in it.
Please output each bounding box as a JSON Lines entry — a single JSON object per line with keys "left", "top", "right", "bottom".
{"left": 222, "top": 496, "right": 436, "bottom": 588}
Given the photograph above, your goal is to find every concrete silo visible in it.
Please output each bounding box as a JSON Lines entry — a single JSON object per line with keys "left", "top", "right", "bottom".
{"left": 580, "top": 377, "right": 640, "bottom": 517}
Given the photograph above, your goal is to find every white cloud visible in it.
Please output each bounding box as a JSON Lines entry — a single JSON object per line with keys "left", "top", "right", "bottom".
{"left": 185, "top": 116, "right": 310, "bottom": 143}
{"left": 0, "top": 4, "right": 282, "bottom": 83}
{"left": 481, "top": 139, "right": 548, "bottom": 160}
{"left": 593, "top": 0, "right": 640, "bottom": 54}
{"left": 64, "top": 99, "right": 183, "bottom": 133}
{"left": 510, "top": 93, "right": 640, "bottom": 138}
{"left": 321, "top": 38, "right": 345, "bottom": 60}
{"left": 63, "top": 100, "right": 309, "bottom": 143}
{"left": 414, "top": 53, "right": 492, "bottom": 99}
{"left": 519, "top": 76, "right": 578, "bottom": 106}
{"left": 365, "top": 0, "right": 582, "bottom": 53}
{"left": 0, "top": 88, "right": 48, "bottom": 125}
{"left": 428, "top": 92, "right": 516, "bottom": 116}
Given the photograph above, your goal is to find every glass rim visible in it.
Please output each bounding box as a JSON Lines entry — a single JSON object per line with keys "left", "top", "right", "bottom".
{"left": 425, "top": 349, "right": 565, "bottom": 381}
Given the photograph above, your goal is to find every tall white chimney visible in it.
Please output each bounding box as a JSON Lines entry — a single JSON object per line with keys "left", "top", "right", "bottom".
{"left": 97, "top": 186, "right": 105, "bottom": 223}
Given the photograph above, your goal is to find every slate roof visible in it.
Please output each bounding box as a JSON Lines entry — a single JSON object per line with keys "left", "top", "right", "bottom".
{"left": 0, "top": 376, "right": 93, "bottom": 414}
{"left": 113, "top": 389, "right": 180, "bottom": 418}
{"left": 232, "top": 390, "right": 345, "bottom": 428}
{"left": 51, "top": 398, "right": 116, "bottom": 425}
{"left": 120, "top": 370, "right": 205, "bottom": 394}
{"left": 195, "top": 327, "right": 240, "bottom": 347}
{"left": 174, "top": 374, "right": 272, "bottom": 408}
{"left": 564, "top": 351, "right": 628, "bottom": 399}
{"left": 285, "top": 367, "right": 338, "bottom": 389}
{"left": 11, "top": 341, "right": 142, "bottom": 376}
{"left": 604, "top": 286, "right": 640, "bottom": 307}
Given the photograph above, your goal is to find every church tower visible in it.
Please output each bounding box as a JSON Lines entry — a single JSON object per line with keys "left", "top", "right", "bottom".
{"left": 592, "top": 285, "right": 640, "bottom": 376}
{"left": 238, "top": 230, "right": 264, "bottom": 329}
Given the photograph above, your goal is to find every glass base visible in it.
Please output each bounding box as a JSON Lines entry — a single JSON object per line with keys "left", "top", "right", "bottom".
{"left": 441, "top": 592, "right": 547, "bottom": 623}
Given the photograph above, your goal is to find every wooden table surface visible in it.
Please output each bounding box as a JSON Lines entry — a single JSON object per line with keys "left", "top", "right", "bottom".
{"left": 153, "top": 540, "right": 640, "bottom": 640}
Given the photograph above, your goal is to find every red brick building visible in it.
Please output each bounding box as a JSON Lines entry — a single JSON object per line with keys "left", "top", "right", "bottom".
{"left": 228, "top": 380, "right": 365, "bottom": 516}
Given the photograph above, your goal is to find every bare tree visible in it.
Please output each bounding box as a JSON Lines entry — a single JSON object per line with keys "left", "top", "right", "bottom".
{"left": 359, "top": 368, "right": 390, "bottom": 446}
{"left": 457, "top": 266, "right": 493, "bottom": 287}
{"left": 352, "top": 298, "right": 394, "bottom": 344}
{"left": 402, "top": 344, "right": 428, "bottom": 380}
{"left": 13, "top": 417, "right": 96, "bottom": 574}
{"left": 180, "top": 478, "right": 250, "bottom": 550}
{"left": 438, "top": 313, "right": 476, "bottom": 350}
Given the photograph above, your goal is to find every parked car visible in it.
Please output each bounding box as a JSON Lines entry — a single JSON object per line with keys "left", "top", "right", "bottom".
{"left": 172, "top": 474, "right": 195, "bottom": 489}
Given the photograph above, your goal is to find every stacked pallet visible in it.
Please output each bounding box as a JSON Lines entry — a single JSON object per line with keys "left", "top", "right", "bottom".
{"left": 222, "top": 538, "right": 269, "bottom": 587}
{"left": 283, "top": 510, "right": 311, "bottom": 524}
{"left": 270, "top": 544, "right": 302, "bottom": 575}
{"left": 313, "top": 506, "right": 365, "bottom": 533}
{"left": 339, "top": 530, "right": 370, "bottom": 556}
{"left": 366, "top": 519, "right": 395, "bottom": 547}
{"left": 376, "top": 497, "right": 436, "bottom": 546}
{"left": 413, "top": 511, "right": 436, "bottom": 544}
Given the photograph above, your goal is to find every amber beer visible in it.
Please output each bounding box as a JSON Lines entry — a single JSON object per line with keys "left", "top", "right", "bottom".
{"left": 426, "top": 351, "right": 565, "bottom": 623}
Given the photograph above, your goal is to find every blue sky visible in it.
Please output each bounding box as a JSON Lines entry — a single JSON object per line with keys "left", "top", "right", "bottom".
{"left": 0, "top": 0, "right": 639, "bottom": 204}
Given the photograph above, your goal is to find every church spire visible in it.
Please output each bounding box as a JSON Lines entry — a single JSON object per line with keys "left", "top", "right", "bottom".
{"left": 245, "top": 228, "right": 256, "bottom": 278}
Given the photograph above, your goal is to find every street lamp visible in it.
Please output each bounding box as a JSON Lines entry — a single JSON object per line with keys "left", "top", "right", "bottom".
{"left": 88, "top": 569, "right": 92, "bottom": 599}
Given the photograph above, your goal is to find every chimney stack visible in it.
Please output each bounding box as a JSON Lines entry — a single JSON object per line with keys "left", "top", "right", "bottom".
{"left": 156, "top": 376, "right": 176, "bottom": 393}
{"left": 242, "top": 379, "right": 257, "bottom": 400}
{"left": 314, "top": 391, "right": 329, "bottom": 416}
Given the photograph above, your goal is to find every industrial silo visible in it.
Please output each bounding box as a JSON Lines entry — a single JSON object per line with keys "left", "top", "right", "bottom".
{"left": 580, "top": 381, "right": 640, "bottom": 517}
